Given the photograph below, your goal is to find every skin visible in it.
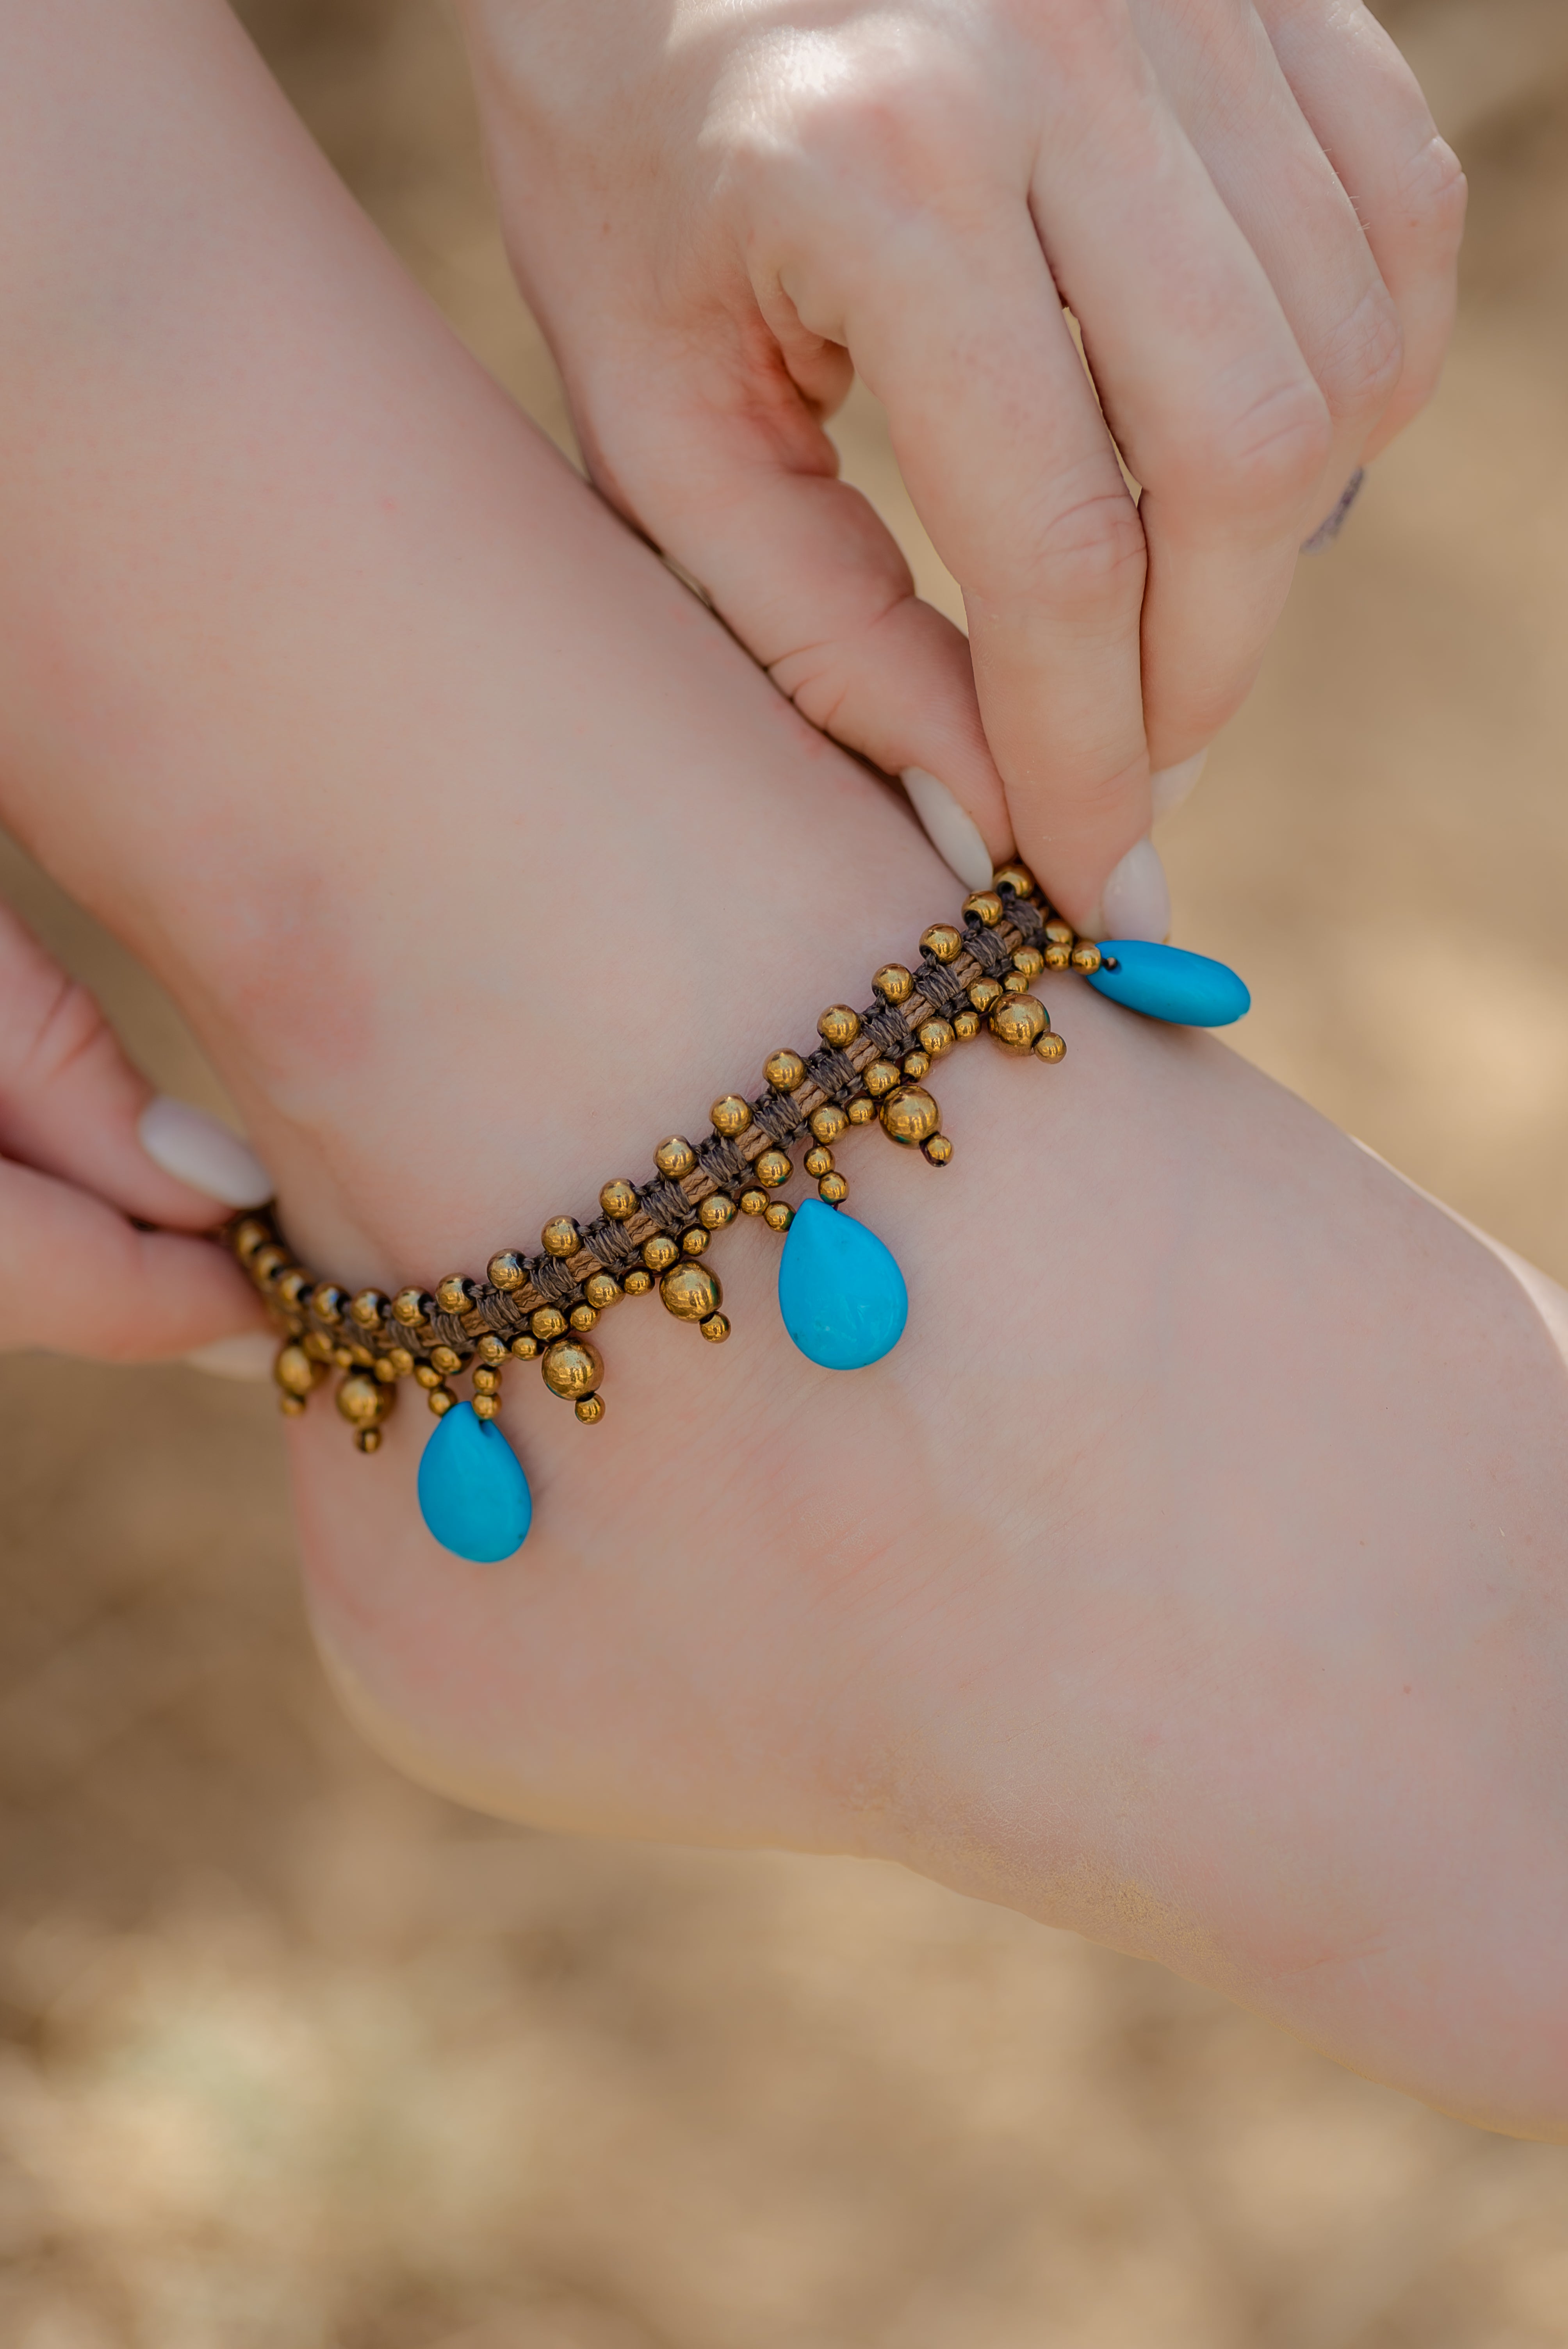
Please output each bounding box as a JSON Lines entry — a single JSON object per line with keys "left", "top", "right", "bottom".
{"left": 2, "top": 1, "right": 1564, "bottom": 2139}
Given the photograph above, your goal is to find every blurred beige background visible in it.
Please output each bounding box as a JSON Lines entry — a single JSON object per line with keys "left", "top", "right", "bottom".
{"left": 4, "top": 2, "right": 1568, "bottom": 2341}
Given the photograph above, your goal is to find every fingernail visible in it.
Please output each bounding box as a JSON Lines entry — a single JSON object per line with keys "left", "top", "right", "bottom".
{"left": 139, "top": 1095, "right": 272, "bottom": 1207}
{"left": 1097, "top": 839, "right": 1171, "bottom": 942}
{"left": 900, "top": 768, "right": 995, "bottom": 893}
{"left": 1149, "top": 749, "right": 1207, "bottom": 823}
{"left": 184, "top": 1331, "right": 276, "bottom": 1381}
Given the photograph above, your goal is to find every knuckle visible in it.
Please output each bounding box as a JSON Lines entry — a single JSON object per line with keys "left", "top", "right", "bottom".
{"left": 1016, "top": 488, "right": 1147, "bottom": 619}
{"left": 1399, "top": 131, "right": 1468, "bottom": 253}
{"left": 1189, "top": 378, "right": 1333, "bottom": 519}
{"left": 1315, "top": 282, "right": 1404, "bottom": 426}
{"left": 12, "top": 971, "right": 108, "bottom": 1090}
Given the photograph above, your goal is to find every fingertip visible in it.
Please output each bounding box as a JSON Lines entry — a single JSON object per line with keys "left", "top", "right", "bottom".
{"left": 184, "top": 1329, "right": 277, "bottom": 1380}
{"left": 1149, "top": 749, "right": 1208, "bottom": 823}
{"left": 138, "top": 1095, "right": 272, "bottom": 1209}
{"left": 900, "top": 768, "right": 998, "bottom": 892}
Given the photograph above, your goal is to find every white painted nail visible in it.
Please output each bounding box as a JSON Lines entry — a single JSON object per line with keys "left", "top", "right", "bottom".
{"left": 138, "top": 1095, "right": 272, "bottom": 1207}
{"left": 1098, "top": 839, "right": 1171, "bottom": 942}
{"left": 183, "top": 1331, "right": 277, "bottom": 1381}
{"left": 1149, "top": 749, "right": 1207, "bottom": 824}
{"left": 900, "top": 768, "right": 995, "bottom": 893}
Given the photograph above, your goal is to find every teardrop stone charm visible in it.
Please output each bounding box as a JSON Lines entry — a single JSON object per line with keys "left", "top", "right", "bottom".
{"left": 777, "top": 1197, "right": 908, "bottom": 1371}
{"left": 417, "top": 1401, "right": 533, "bottom": 1562}
{"left": 1086, "top": 938, "right": 1251, "bottom": 1027}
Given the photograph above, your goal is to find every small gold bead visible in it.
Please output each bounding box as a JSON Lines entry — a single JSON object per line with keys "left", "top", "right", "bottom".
{"left": 311, "top": 1283, "right": 347, "bottom": 1324}
{"left": 962, "top": 890, "right": 1005, "bottom": 926}
{"left": 436, "top": 1275, "right": 472, "bottom": 1316}
{"left": 919, "top": 924, "right": 964, "bottom": 963}
{"left": 428, "top": 1385, "right": 455, "bottom": 1417}
{"left": 864, "top": 1059, "right": 902, "bottom": 1098}
{"left": 510, "top": 1334, "right": 539, "bottom": 1359}
{"left": 472, "top": 1364, "right": 501, "bottom": 1395}
{"left": 252, "top": 1245, "right": 290, "bottom": 1285}
{"left": 1043, "top": 942, "right": 1072, "bottom": 971}
{"left": 804, "top": 1143, "right": 834, "bottom": 1178}
{"left": 660, "top": 1262, "right": 722, "bottom": 1321}
{"left": 471, "top": 1392, "right": 501, "bottom": 1422}
{"left": 880, "top": 1086, "right": 941, "bottom": 1148}
{"left": 374, "top": 1356, "right": 399, "bottom": 1384}
{"left": 570, "top": 1302, "right": 599, "bottom": 1329}
{"left": 1033, "top": 1030, "right": 1067, "bottom": 1063}
{"left": 233, "top": 1219, "right": 272, "bottom": 1264}
{"left": 1044, "top": 920, "right": 1074, "bottom": 945}
{"left": 968, "top": 977, "right": 1003, "bottom": 1013}
{"left": 541, "top": 1216, "right": 581, "bottom": 1259}
{"left": 336, "top": 1371, "right": 393, "bottom": 1431}
{"left": 809, "top": 1103, "right": 848, "bottom": 1144}
{"left": 276, "top": 1267, "right": 312, "bottom": 1310}
{"left": 348, "top": 1342, "right": 376, "bottom": 1370}
{"left": 992, "top": 861, "right": 1036, "bottom": 898}
{"left": 430, "top": 1344, "right": 466, "bottom": 1376}
{"left": 739, "top": 1188, "right": 768, "bottom": 1216}
{"left": 1002, "top": 970, "right": 1030, "bottom": 994}
{"left": 332, "top": 1345, "right": 355, "bottom": 1371}
{"left": 922, "top": 1134, "right": 954, "bottom": 1167}
{"left": 575, "top": 1395, "right": 606, "bottom": 1424}
{"left": 488, "top": 1253, "right": 526, "bottom": 1292}
{"left": 541, "top": 1336, "right": 604, "bottom": 1401}
{"left": 872, "top": 963, "right": 914, "bottom": 1004}
{"left": 709, "top": 1094, "right": 753, "bottom": 1138}
{"left": 754, "top": 1148, "right": 792, "bottom": 1188}
{"left": 654, "top": 1135, "right": 697, "bottom": 1179}
{"left": 476, "top": 1331, "right": 508, "bottom": 1365}
{"left": 764, "top": 1050, "right": 806, "bottom": 1093}
{"left": 600, "top": 1178, "right": 639, "bottom": 1221}
{"left": 764, "top": 1200, "right": 794, "bottom": 1233}
{"left": 1070, "top": 941, "right": 1103, "bottom": 974}
{"left": 392, "top": 1287, "right": 430, "bottom": 1326}
{"left": 698, "top": 1193, "right": 736, "bottom": 1231}
{"left": 349, "top": 1288, "right": 385, "bottom": 1329}
{"left": 846, "top": 1097, "right": 878, "bottom": 1125}
{"left": 273, "top": 1342, "right": 321, "bottom": 1400}
{"left": 1012, "top": 945, "right": 1046, "bottom": 980}
{"left": 584, "top": 1271, "right": 623, "bottom": 1310}
{"left": 818, "top": 1172, "right": 849, "bottom": 1205}
{"left": 302, "top": 1330, "right": 335, "bottom": 1363}
{"left": 817, "top": 1005, "right": 861, "bottom": 1048}
{"left": 902, "top": 1049, "right": 931, "bottom": 1080}
{"left": 414, "top": 1363, "right": 444, "bottom": 1388}
{"left": 279, "top": 1393, "right": 306, "bottom": 1419}
{"left": 681, "top": 1227, "right": 708, "bottom": 1255}
{"left": 622, "top": 1268, "right": 654, "bottom": 1296}
{"left": 989, "top": 991, "right": 1048, "bottom": 1052}
{"left": 917, "top": 1017, "right": 955, "bottom": 1058}
{"left": 355, "top": 1427, "right": 383, "bottom": 1455}
{"left": 641, "top": 1233, "right": 679, "bottom": 1272}
{"left": 700, "top": 1312, "right": 731, "bottom": 1344}
{"left": 530, "top": 1306, "right": 568, "bottom": 1341}
{"left": 953, "top": 1008, "right": 981, "bottom": 1041}
{"left": 387, "top": 1346, "right": 415, "bottom": 1377}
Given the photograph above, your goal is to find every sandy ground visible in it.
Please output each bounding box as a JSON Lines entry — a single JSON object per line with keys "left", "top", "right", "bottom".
{"left": 4, "top": 3, "right": 1568, "bottom": 2342}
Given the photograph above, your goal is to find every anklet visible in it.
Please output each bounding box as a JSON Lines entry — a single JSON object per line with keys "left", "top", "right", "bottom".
{"left": 225, "top": 869, "right": 1248, "bottom": 1562}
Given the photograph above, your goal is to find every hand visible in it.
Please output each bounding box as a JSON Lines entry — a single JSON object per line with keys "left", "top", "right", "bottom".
{"left": 458, "top": 0, "right": 1464, "bottom": 932}
{"left": 0, "top": 900, "right": 272, "bottom": 1364}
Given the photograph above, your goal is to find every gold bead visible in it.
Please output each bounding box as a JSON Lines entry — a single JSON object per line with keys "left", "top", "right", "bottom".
{"left": 541, "top": 1336, "right": 604, "bottom": 1400}
{"left": 436, "top": 1275, "right": 472, "bottom": 1316}
{"left": 471, "top": 1392, "right": 501, "bottom": 1422}
{"left": 1070, "top": 941, "right": 1103, "bottom": 974}
{"left": 428, "top": 1385, "right": 455, "bottom": 1417}
{"left": 430, "top": 1344, "right": 466, "bottom": 1376}
{"left": 510, "top": 1334, "right": 539, "bottom": 1359}
{"left": 252, "top": 1244, "right": 290, "bottom": 1285}
{"left": 600, "top": 1178, "right": 639, "bottom": 1221}
{"left": 654, "top": 1135, "right": 696, "bottom": 1179}
{"left": 953, "top": 1008, "right": 981, "bottom": 1042}
{"left": 476, "top": 1331, "right": 509, "bottom": 1365}
{"left": 818, "top": 1171, "right": 849, "bottom": 1205}
{"left": 1002, "top": 970, "right": 1029, "bottom": 994}
{"left": 764, "top": 1200, "right": 794, "bottom": 1233}
{"left": 804, "top": 1143, "right": 834, "bottom": 1178}
{"left": 992, "top": 861, "right": 1036, "bottom": 898}
{"left": 570, "top": 1302, "right": 599, "bottom": 1329}
{"left": 374, "top": 1356, "right": 399, "bottom": 1385}
{"left": 873, "top": 963, "right": 914, "bottom": 1004}
{"left": 922, "top": 1133, "right": 953, "bottom": 1166}
{"left": 917, "top": 1017, "right": 955, "bottom": 1058}
{"left": 1012, "top": 945, "right": 1045, "bottom": 980}
{"left": 273, "top": 1342, "right": 321, "bottom": 1400}
{"left": 1043, "top": 942, "right": 1072, "bottom": 971}
{"left": 864, "top": 1059, "right": 902, "bottom": 1098}
{"left": 710, "top": 1094, "right": 753, "bottom": 1138}
{"left": 355, "top": 1428, "right": 383, "bottom": 1455}
{"left": 698, "top": 1192, "right": 736, "bottom": 1230}
{"left": 349, "top": 1289, "right": 385, "bottom": 1330}
{"left": 764, "top": 1049, "right": 806, "bottom": 1093}
{"left": 847, "top": 1097, "right": 878, "bottom": 1125}
{"left": 472, "top": 1363, "right": 501, "bottom": 1395}
{"left": 488, "top": 1253, "right": 526, "bottom": 1292}
{"left": 336, "top": 1371, "right": 392, "bottom": 1431}
{"left": 392, "top": 1287, "right": 430, "bottom": 1325}
{"left": 754, "top": 1148, "right": 792, "bottom": 1188}
{"left": 880, "top": 1086, "right": 941, "bottom": 1147}
{"left": 622, "top": 1268, "right": 653, "bottom": 1296}
{"left": 348, "top": 1342, "right": 376, "bottom": 1370}
{"left": 1033, "top": 1030, "right": 1067, "bottom": 1063}
{"left": 302, "top": 1329, "right": 335, "bottom": 1362}
{"left": 1044, "top": 920, "right": 1074, "bottom": 945}
{"left": 530, "top": 1306, "right": 568, "bottom": 1341}
{"left": 681, "top": 1227, "right": 708, "bottom": 1255}
{"left": 414, "top": 1363, "right": 444, "bottom": 1388}
{"left": 809, "top": 1103, "right": 848, "bottom": 1144}
{"left": 575, "top": 1394, "right": 606, "bottom": 1424}
{"left": 962, "top": 890, "right": 1004, "bottom": 926}
{"left": 967, "top": 978, "right": 1002, "bottom": 1015}
{"left": 739, "top": 1188, "right": 768, "bottom": 1215}
{"left": 641, "top": 1233, "right": 679, "bottom": 1272}
{"left": 817, "top": 1005, "right": 860, "bottom": 1048}
{"left": 660, "top": 1261, "right": 722, "bottom": 1322}
{"left": 902, "top": 1050, "right": 931, "bottom": 1080}
{"left": 700, "top": 1312, "right": 731, "bottom": 1343}
{"left": 387, "top": 1346, "right": 415, "bottom": 1377}
{"left": 989, "top": 992, "right": 1048, "bottom": 1053}
{"left": 583, "top": 1271, "right": 623, "bottom": 1310}
{"left": 332, "top": 1344, "right": 355, "bottom": 1371}
{"left": 278, "top": 1393, "right": 306, "bottom": 1419}
{"left": 919, "top": 924, "right": 964, "bottom": 963}
{"left": 311, "top": 1283, "right": 346, "bottom": 1324}
{"left": 276, "top": 1267, "right": 312, "bottom": 1310}
{"left": 233, "top": 1219, "right": 272, "bottom": 1264}
{"left": 541, "top": 1217, "right": 581, "bottom": 1258}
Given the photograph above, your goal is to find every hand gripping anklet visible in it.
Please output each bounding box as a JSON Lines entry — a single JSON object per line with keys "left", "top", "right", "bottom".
{"left": 224, "top": 868, "right": 1249, "bottom": 1562}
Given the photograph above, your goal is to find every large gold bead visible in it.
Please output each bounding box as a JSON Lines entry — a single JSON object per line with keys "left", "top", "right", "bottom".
{"left": 641, "top": 1233, "right": 679, "bottom": 1272}
{"left": 817, "top": 1005, "right": 861, "bottom": 1048}
{"left": 902, "top": 1050, "right": 931, "bottom": 1081}
{"left": 962, "top": 890, "right": 1005, "bottom": 926}
{"left": 818, "top": 1172, "right": 849, "bottom": 1206}
{"left": 654, "top": 1135, "right": 697, "bottom": 1179}
{"left": 584, "top": 1271, "right": 623, "bottom": 1310}
{"left": 681, "top": 1226, "right": 708, "bottom": 1255}
{"left": 599, "top": 1178, "right": 638, "bottom": 1221}
{"left": 575, "top": 1395, "right": 606, "bottom": 1424}
{"left": 764, "top": 1049, "right": 805, "bottom": 1093}
{"left": 622, "top": 1267, "right": 653, "bottom": 1296}
{"left": 880, "top": 1086, "right": 941, "bottom": 1147}
{"left": 809, "top": 1103, "right": 848, "bottom": 1145}
{"left": 968, "top": 976, "right": 1003, "bottom": 1014}
{"left": 336, "top": 1371, "right": 392, "bottom": 1431}
{"left": 754, "top": 1148, "right": 792, "bottom": 1188}
{"left": 700, "top": 1312, "right": 731, "bottom": 1344}
{"left": 846, "top": 1097, "right": 878, "bottom": 1125}
{"left": 764, "top": 1200, "right": 794, "bottom": 1233}
{"left": 1070, "top": 941, "right": 1103, "bottom": 974}
{"left": 953, "top": 1009, "right": 981, "bottom": 1042}
{"left": 923, "top": 1134, "right": 954, "bottom": 1166}
{"left": 919, "top": 924, "right": 964, "bottom": 963}
{"left": 436, "top": 1275, "right": 472, "bottom": 1316}
{"left": 541, "top": 1336, "right": 604, "bottom": 1400}
{"left": 274, "top": 1343, "right": 321, "bottom": 1400}
{"left": 992, "top": 861, "right": 1036, "bottom": 898}
{"left": 1033, "top": 1030, "right": 1067, "bottom": 1063}
{"left": 488, "top": 1252, "right": 526, "bottom": 1292}
{"left": 739, "top": 1188, "right": 768, "bottom": 1216}
{"left": 660, "top": 1262, "right": 722, "bottom": 1322}
{"left": 698, "top": 1193, "right": 736, "bottom": 1231}
{"left": 392, "top": 1287, "right": 431, "bottom": 1325}
{"left": 1012, "top": 945, "right": 1045, "bottom": 980}
{"left": 570, "top": 1302, "right": 599, "bottom": 1330}
{"left": 989, "top": 991, "right": 1048, "bottom": 1052}
{"left": 804, "top": 1143, "right": 834, "bottom": 1178}
{"left": 917, "top": 1017, "right": 955, "bottom": 1057}
{"left": 710, "top": 1095, "right": 753, "bottom": 1138}
{"left": 873, "top": 963, "right": 914, "bottom": 1004}
{"left": 541, "top": 1216, "right": 581, "bottom": 1258}
{"left": 864, "top": 1058, "right": 902, "bottom": 1098}
{"left": 430, "top": 1344, "right": 467, "bottom": 1377}
{"left": 311, "top": 1283, "right": 346, "bottom": 1324}
{"left": 349, "top": 1289, "right": 385, "bottom": 1329}
{"left": 530, "top": 1306, "right": 568, "bottom": 1341}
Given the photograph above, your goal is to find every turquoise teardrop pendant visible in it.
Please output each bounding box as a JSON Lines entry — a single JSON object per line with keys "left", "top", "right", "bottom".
{"left": 778, "top": 1197, "right": 908, "bottom": 1371}
{"left": 417, "top": 1401, "right": 533, "bottom": 1562}
{"left": 1086, "top": 938, "right": 1250, "bottom": 1027}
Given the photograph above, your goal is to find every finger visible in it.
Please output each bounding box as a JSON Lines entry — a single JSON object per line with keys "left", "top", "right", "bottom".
{"left": 0, "top": 900, "right": 270, "bottom": 1224}
{"left": 0, "top": 1152, "right": 269, "bottom": 1361}
{"left": 1255, "top": 0, "right": 1466, "bottom": 458}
